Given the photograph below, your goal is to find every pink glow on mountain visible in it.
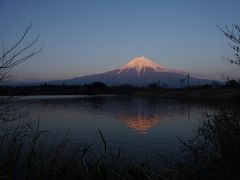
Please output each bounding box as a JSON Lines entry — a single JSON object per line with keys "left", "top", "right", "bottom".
{"left": 119, "top": 56, "right": 169, "bottom": 77}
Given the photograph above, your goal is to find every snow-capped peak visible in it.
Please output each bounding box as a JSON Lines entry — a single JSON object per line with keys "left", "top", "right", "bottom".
{"left": 118, "top": 56, "right": 165, "bottom": 77}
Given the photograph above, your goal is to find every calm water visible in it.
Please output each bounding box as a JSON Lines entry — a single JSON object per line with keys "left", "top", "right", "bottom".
{"left": 14, "top": 95, "right": 215, "bottom": 159}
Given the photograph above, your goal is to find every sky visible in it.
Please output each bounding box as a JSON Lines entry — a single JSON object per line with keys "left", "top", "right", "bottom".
{"left": 0, "top": 0, "right": 240, "bottom": 82}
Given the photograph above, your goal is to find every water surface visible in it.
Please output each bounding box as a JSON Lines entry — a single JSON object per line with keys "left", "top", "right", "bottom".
{"left": 15, "top": 95, "right": 215, "bottom": 159}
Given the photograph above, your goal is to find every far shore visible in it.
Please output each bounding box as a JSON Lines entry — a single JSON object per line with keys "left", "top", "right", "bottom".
{"left": 131, "top": 88, "right": 240, "bottom": 101}
{"left": 0, "top": 85, "right": 239, "bottom": 101}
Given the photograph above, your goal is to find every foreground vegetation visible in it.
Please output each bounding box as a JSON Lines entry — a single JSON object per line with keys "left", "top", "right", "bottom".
{"left": 0, "top": 102, "right": 240, "bottom": 179}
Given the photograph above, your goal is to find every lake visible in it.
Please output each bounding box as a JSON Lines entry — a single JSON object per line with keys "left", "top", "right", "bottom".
{"left": 13, "top": 95, "right": 216, "bottom": 159}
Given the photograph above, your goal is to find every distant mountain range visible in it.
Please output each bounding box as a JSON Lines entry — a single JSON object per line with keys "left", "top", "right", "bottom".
{"left": 47, "top": 57, "right": 216, "bottom": 87}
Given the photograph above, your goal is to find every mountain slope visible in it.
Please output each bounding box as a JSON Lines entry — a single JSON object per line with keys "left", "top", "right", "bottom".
{"left": 49, "top": 57, "right": 216, "bottom": 87}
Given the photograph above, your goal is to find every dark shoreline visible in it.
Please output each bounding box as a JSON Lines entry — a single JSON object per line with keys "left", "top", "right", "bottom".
{"left": 131, "top": 88, "right": 240, "bottom": 101}
{"left": 0, "top": 85, "right": 240, "bottom": 101}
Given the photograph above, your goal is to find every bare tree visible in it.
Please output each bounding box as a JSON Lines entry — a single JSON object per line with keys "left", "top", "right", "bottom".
{"left": 0, "top": 23, "right": 42, "bottom": 83}
{"left": 0, "top": 23, "right": 41, "bottom": 121}
{"left": 217, "top": 24, "right": 240, "bottom": 66}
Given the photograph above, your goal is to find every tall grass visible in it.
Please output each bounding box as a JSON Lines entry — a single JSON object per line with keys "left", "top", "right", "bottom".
{"left": 0, "top": 115, "right": 180, "bottom": 179}
{"left": 178, "top": 104, "right": 240, "bottom": 179}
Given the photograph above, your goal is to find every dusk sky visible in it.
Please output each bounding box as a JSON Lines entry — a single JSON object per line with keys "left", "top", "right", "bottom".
{"left": 1, "top": 0, "right": 240, "bottom": 81}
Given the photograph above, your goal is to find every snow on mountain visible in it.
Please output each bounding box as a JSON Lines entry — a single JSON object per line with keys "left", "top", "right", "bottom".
{"left": 47, "top": 56, "right": 216, "bottom": 87}
{"left": 118, "top": 56, "right": 166, "bottom": 77}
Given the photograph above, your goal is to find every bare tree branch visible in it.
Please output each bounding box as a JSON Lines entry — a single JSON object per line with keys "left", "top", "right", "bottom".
{"left": 0, "top": 23, "right": 41, "bottom": 122}
{"left": 217, "top": 24, "right": 240, "bottom": 66}
{"left": 0, "top": 23, "right": 42, "bottom": 82}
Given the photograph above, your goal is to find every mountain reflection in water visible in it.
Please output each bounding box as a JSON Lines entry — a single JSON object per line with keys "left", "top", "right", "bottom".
{"left": 14, "top": 95, "right": 215, "bottom": 158}
{"left": 119, "top": 114, "right": 163, "bottom": 134}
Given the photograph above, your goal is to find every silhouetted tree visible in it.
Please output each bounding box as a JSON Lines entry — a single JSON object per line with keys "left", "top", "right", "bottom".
{"left": 225, "top": 79, "right": 239, "bottom": 88}
{"left": 147, "top": 82, "right": 160, "bottom": 89}
{"left": 90, "top": 82, "right": 107, "bottom": 89}
{"left": 218, "top": 24, "right": 240, "bottom": 66}
{"left": 0, "top": 23, "right": 41, "bottom": 121}
{"left": 0, "top": 23, "right": 41, "bottom": 83}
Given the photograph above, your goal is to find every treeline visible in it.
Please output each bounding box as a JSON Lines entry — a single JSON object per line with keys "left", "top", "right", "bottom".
{"left": 0, "top": 82, "right": 144, "bottom": 96}
{"left": 0, "top": 80, "right": 239, "bottom": 96}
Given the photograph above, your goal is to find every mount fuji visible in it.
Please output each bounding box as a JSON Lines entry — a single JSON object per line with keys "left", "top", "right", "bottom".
{"left": 49, "top": 57, "right": 215, "bottom": 87}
